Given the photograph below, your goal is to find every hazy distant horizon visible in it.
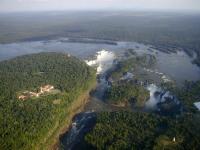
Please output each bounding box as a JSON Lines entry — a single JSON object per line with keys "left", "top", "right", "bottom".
{"left": 0, "top": 0, "right": 200, "bottom": 13}
{"left": 1, "top": 9, "right": 200, "bottom": 14}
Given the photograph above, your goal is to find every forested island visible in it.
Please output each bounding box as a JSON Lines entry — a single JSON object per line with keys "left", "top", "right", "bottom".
{"left": 69, "top": 74, "right": 200, "bottom": 150}
{"left": 104, "top": 52, "right": 156, "bottom": 107}
{"left": 105, "top": 82, "right": 149, "bottom": 107}
{"left": 0, "top": 52, "right": 96, "bottom": 149}
{"left": 59, "top": 49, "right": 200, "bottom": 150}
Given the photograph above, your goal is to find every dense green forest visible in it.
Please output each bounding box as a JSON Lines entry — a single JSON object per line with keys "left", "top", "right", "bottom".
{"left": 72, "top": 81, "right": 200, "bottom": 150}
{"left": 104, "top": 54, "right": 154, "bottom": 107}
{"left": 79, "top": 111, "right": 200, "bottom": 150}
{"left": 105, "top": 82, "right": 149, "bottom": 107}
{"left": 0, "top": 52, "right": 96, "bottom": 149}
{"left": 1, "top": 12, "right": 200, "bottom": 150}
{"left": 175, "top": 81, "right": 200, "bottom": 113}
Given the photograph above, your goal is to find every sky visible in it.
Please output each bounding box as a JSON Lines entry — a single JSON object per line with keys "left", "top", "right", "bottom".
{"left": 0, "top": 0, "right": 200, "bottom": 12}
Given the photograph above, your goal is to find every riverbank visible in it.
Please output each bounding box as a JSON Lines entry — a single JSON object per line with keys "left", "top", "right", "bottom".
{"left": 38, "top": 82, "right": 97, "bottom": 150}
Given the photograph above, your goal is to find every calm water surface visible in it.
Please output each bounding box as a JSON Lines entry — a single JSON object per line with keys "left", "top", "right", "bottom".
{"left": 0, "top": 38, "right": 199, "bottom": 84}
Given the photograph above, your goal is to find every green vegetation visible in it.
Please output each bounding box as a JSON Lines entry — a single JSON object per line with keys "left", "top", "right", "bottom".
{"left": 0, "top": 52, "right": 96, "bottom": 149}
{"left": 73, "top": 81, "right": 200, "bottom": 150}
{"left": 1, "top": 12, "right": 200, "bottom": 150}
{"left": 108, "top": 54, "right": 156, "bottom": 81}
{"left": 176, "top": 81, "right": 200, "bottom": 113}
{"left": 80, "top": 111, "right": 200, "bottom": 150}
{"left": 104, "top": 54, "right": 155, "bottom": 107}
{"left": 105, "top": 82, "right": 149, "bottom": 107}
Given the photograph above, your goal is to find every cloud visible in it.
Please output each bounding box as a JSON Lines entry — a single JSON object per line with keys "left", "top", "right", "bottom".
{"left": 0, "top": 0, "right": 200, "bottom": 12}
{"left": 17, "top": 0, "right": 49, "bottom": 2}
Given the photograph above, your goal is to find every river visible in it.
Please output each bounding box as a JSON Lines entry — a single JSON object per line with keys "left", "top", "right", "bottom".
{"left": 0, "top": 37, "right": 199, "bottom": 84}
{"left": 0, "top": 37, "right": 199, "bottom": 149}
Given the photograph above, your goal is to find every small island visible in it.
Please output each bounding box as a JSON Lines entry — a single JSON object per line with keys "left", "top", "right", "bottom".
{"left": 105, "top": 82, "right": 149, "bottom": 107}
